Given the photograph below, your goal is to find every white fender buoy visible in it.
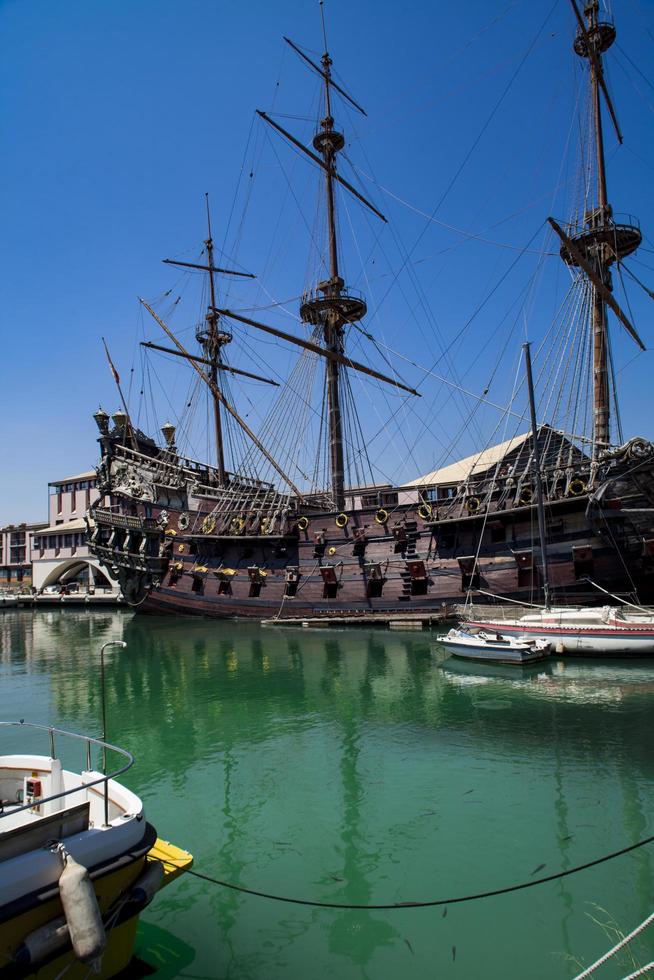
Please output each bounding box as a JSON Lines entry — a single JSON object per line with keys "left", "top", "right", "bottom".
{"left": 58, "top": 850, "right": 107, "bottom": 964}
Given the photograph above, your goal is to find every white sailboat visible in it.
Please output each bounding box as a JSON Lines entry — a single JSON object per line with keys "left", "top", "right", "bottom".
{"left": 463, "top": 603, "right": 654, "bottom": 656}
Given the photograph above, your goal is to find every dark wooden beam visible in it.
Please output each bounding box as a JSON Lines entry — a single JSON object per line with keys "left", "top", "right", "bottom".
{"left": 256, "top": 111, "right": 386, "bottom": 222}
{"left": 215, "top": 308, "right": 420, "bottom": 396}
{"left": 140, "top": 341, "right": 279, "bottom": 386}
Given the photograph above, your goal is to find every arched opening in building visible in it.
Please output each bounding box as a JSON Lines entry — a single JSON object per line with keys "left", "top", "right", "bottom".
{"left": 39, "top": 560, "right": 114, "bottom": 594}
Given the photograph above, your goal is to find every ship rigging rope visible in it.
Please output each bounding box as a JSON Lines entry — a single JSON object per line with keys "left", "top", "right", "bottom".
{"left": 366, "top": 0, "right": 559, "bottom": 324}
{"left": 158, "top": 832, "right": 654, "bottom": 912}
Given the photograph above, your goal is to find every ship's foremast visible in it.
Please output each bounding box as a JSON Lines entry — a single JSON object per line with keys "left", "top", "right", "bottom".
{"left": 200, "top": 196, "right": 231, "bottom": 485}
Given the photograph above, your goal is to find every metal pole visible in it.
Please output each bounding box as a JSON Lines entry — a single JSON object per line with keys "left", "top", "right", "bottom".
{"left": 99, "top": 640, "right": 127, "bottom": 826}
{"left": 522, "top": 343, "right": 551, "bottom": 609}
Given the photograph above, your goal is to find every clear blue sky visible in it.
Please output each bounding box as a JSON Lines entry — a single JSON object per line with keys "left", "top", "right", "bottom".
{"left": 1, "top": 0, "right": 653, "bottom": 523}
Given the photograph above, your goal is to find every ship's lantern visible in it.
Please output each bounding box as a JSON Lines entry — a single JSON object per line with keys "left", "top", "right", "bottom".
{"left": 161, "top": 421, "right": 176, "bottom": 447}
{"left": 111, "top": 409, "right": 127, "bottom": 430}
{"left": 93, "top": 407, "right": 110, "bottom": 434}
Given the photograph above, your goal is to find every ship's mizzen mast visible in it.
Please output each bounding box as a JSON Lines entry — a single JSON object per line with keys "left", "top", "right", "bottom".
{"left": 555, "top": 0, "right": 642, "bottom": 456}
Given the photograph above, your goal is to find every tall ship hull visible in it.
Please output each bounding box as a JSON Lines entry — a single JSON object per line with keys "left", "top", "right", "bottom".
{"left": 88, "top": 430, "right": 654, "bottom": 618}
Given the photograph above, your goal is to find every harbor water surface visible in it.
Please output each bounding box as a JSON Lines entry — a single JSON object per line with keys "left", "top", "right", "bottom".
{"left": 2, "top": 609, "right": 654, "bottom": 978}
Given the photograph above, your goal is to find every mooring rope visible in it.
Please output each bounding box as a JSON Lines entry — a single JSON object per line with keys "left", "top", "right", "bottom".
{"left": 571, "top": 911, "right": 654, "bottom": 979}
{"left": 159, "top": 831, "right": 654, "bottom": 912}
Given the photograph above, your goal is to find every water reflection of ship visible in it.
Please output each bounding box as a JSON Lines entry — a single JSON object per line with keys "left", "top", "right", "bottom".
{"left": 440, "top": 655, "right": 654, "bottom": 704}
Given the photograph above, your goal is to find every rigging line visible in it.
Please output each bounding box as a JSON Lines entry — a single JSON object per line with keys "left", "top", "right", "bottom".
{"left": 615, "top": 39, "right": 654, "bottom": 93}
{"left": 357, "top": 336, "right": 528, "bottom": 423}
{"left": 216, "top": 110, "right": 256, "bottom": 264}
{"left": 417, "top": 223, "right": 546, "bottom": 389}
{"left": 339, "top": 152, "right": 488, "bottom": 448}
{"left": 339, "top": 194, "right": 423, "bottom": 475}
{"left": 612, "top": 46, "right": 654, "bottom": 116}
{"left": 344, "top": 158, "right": 561, "bottom": 256}
{"left": 369, "top": 0, "right": 559, "bottom": 320}
{"left": 163, "top": 830, "right": 654, "bottom": 912}
{"left": 627, "top": 0, "right": 654, "bottom": 46}
{"left": 265, "top": 127, "right": 327, "bottom": 270}
{"left": 620, "top": 262, "right": 654, "bottom": 303}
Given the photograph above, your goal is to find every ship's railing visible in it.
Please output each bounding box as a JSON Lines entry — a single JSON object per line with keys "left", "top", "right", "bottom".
{"left": 563, "top": 211, "right": 641, "bottom": 237}
{"left": 109, "top": 441, "right": 277, "bottom": 493}
{"left": 300, "top": 284, "right": 367, "bottom": 306}
{"left": 92, "top": 509, "right": 159, "bottom": 531}
{"left": 0, "top": 721, "right": 134, "bottom": 828}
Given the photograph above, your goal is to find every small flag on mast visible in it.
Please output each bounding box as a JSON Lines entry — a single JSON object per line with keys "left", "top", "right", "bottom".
{"left": 102, "top": 337, "right": 121, "bottom": 385}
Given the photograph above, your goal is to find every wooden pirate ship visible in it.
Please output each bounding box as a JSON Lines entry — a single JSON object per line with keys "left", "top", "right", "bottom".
{"left": 88, "top": 2, "right": 654, "bottom": 619}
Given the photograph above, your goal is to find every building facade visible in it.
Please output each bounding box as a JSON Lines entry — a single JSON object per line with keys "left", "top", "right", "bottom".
{"left": 30, "top": 471, "right": 118, "bottom": 593}
{"left": 0, "top": 522, "right": 47, "bottom": 590}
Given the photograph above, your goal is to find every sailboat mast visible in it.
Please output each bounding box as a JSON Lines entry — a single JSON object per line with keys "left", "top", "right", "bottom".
{"left": 522, "top": 343, "right": 551, "bottom": 609}
{"left": 203, "top": 195, "right": 228, "bottom": 485}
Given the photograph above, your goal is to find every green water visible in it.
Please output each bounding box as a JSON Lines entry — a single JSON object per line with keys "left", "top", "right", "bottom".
{"left": 2, "top": 610, "right": 654, "bottom": 979}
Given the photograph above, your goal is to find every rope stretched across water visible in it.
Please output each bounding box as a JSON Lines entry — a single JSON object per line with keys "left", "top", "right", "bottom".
{"left": 166, "top": 831, "right": 654, "bottom": 911}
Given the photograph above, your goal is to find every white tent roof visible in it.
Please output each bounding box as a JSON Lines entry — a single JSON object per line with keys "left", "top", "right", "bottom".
{"left": 405, "top": 432, "right": 531, "bottom": 488}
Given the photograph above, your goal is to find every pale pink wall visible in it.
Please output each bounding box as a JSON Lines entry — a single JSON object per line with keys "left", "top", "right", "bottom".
{"left": 48, "top": 475, "right": 101, "bottom": 525}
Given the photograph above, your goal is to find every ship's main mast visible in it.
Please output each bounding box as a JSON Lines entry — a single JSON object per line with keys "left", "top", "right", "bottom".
{"left": 560, "top": 0, "right": 642, "bottom": 453}
{"left": 299, "top": 48, "right": 367, "bottom": 511}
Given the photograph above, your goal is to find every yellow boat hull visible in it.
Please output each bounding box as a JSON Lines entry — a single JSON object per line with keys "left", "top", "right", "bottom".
{"left": 0, "top": 837, "right": 193, "bottom": 979}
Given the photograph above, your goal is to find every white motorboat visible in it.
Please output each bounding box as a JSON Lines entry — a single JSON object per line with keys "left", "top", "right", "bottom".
{"left": 464, "top": 605, "right": 654, "bottom": 656}
{"left": 0, "top": 720, "right": 192, "bottom": 978}
{"left": 439, "top": 627, "right": 551, "bottom": 665}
